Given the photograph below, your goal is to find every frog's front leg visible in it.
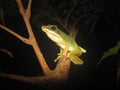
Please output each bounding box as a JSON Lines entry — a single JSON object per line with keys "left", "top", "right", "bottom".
{"left": 54, "top": 43, "right": 70, "bottom": 62}
{"left": 54, "top": 49, "right": 66, "bottom": 62}
{"left": 54, "top": 49, "right": 62, "bottom": 62}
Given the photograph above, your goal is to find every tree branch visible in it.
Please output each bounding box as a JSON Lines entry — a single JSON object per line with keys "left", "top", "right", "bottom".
{"left": 0, "top": 72, "right": 49, "bottom": 84}
{"left": 16, "top": 0, "right": 33, "bottom": 38}
{"left": 16, "top": 0, "right": 51, "bottom": 75}
{"left": 0, "top": 24, "right": 30, "bottom": 44}
{"left": 26, "top": 0, "right": 32, "bottom": 20}
{"left": 0, "top": 0, "right": 72, "bottom": 84}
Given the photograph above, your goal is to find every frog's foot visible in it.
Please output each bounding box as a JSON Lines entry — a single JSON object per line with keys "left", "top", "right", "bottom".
{"left": 55, "top": 49, "right": 64, "bottom": 62}
{"left": 54, "top": 49, "right": 69, "bottom": 62}
{"left": 54, "top": 54, "right": 67, "bottom": 62}
{"left": 54, "top": 55, "right": 61, "bottom": 62}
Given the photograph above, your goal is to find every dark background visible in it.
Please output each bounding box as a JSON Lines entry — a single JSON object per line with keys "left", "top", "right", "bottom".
{"left": 0, "top": 0, "right": 120, "bottom": 89}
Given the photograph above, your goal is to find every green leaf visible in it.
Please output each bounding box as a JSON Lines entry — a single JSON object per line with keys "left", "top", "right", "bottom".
{"left": 97, "top": 41, "right": 120, "bottom": 65}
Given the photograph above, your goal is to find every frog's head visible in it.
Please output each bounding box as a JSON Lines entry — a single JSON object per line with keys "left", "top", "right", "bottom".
{"left": 41, "top": 25, "right": 63, "bottom": 42}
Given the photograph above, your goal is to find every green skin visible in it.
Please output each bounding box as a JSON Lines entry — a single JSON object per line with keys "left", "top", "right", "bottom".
{"left": 41, "top": 25, "right": 86, "bottom": 65}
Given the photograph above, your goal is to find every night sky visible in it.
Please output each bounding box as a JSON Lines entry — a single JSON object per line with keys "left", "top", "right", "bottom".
{"left": 0, "top": 0, "right": 120, "bottom": 89}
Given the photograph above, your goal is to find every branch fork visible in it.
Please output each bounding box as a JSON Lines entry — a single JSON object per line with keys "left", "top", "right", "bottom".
{"left": 0, "top": 0, "right": 71, "bottom": 84}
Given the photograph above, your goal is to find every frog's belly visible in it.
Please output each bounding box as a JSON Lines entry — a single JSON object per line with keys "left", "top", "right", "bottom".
{"left": 58, "top": 44, "right": 75, "bottom": 51}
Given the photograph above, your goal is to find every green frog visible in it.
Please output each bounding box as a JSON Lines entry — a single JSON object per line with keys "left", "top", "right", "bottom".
{"left": 41, "top": 25, "right": 86, "bottom": 65}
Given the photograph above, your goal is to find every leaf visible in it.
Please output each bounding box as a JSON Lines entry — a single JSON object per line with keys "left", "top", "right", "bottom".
{"left": 97, "top": 41, "right": 120, "bottom": 65}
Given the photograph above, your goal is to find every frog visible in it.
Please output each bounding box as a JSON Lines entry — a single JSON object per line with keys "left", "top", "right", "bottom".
{"left": 41, "top": 25, "right": 86, "bottom": 65}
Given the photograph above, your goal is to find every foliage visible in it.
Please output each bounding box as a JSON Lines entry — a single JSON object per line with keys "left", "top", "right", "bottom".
{"left": 97, "top": 41, "right": 120, "bottom": 84}
{"left": 97, "top": 41, "right": 120, "bottom": 64}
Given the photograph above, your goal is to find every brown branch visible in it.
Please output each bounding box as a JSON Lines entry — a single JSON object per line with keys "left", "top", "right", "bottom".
{"left": 0, "top": 24, "right": 30, "bottom": 44}
{"left": 16, "top": 0, "right": 26, "bottom": 17}
{"left": 0, "top": 57, "right": 71, "bottom": 84}
{"left": 0, "top": 0, "right": 72, "bottom": 84}
{"left": 0, "top": 0, "right": 52, "bottom": 75}
{"left": 0, "top": 54, "right": 71, "bottom": 84}
{"left": 0, "top": 72, "right": 49, "bottom": 84}
{"left": 16, "top": 0, "right": 33, "bottom": 38}
{"left": 16, "top": 0, "right": 51, "bottom": 75}
{"left": 55, "top": 57, "right": 71, "bottom": 80}
{"left": 26, "top": 0, "right": 32, "bottom": 20}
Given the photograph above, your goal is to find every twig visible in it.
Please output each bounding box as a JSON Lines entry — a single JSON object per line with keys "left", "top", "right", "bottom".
{"left": 26, "top": 0, "right": 32, "bottom": 20}
{"left": 38, "top": 10, "right": 60, "bottom": 24}
{"left": 0, "top": 48, "right": 13, "bottom": 58}
{"left": 49, "top": 7, "right": 70, "bottom": 32}
{"left": 65, "top": 0, "right": 79, "bottom": 28}
{"left": 73, "top": 14, "right": 84, "bottom": 27}
{"left": 0, "top": 24, "right": 30, "bottom": 44}
{"left": 104, "top": 15, "right": 117, "bottom": 31}
{"left": 16, "top": 0, "right": 33, "bottom": 38}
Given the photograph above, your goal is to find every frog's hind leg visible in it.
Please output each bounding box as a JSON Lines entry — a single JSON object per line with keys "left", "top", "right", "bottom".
{"left": 68, "top": 53, "right": 83, "bottom": 65}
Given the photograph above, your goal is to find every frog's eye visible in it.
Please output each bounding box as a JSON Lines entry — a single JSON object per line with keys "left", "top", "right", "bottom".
{"left": 51, "top": 25, "right": 57, "bottom": 30}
